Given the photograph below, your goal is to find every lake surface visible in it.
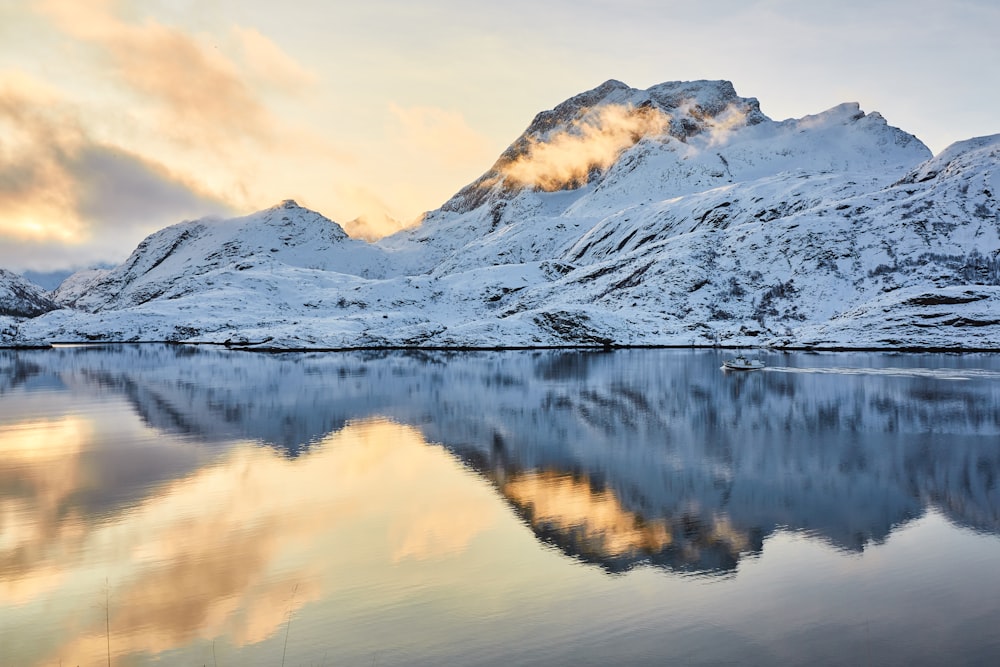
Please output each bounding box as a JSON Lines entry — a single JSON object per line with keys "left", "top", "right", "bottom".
{"left": 2, "top": 345, "right": 999, "bottom": 666}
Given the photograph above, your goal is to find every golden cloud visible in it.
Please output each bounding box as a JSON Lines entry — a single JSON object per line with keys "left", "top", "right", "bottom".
{"left": 231, "top": 25, "right": 317, "bottom": 93}
{"left": 0, "top": 71, "right": 233, "bottom": 269}
{"left": 4, "top": 3, "right": 375, "bottom": 265}
{"left": 388, "top": 103, "right": 495, "bottom": 168}
{"left": 38, "top": 0, "right": 288, "bottom": 150}
{"left": 333, "top": 184, "right": 412, "bottom": 240}
{"left": 0, "top": 73, "right": 88, "bottom": 244}
{"left": 335, "top": 103, "right": 499, "bottom": 236}
{"left": 501, "top": 104, "right": 670, "bottom": 191}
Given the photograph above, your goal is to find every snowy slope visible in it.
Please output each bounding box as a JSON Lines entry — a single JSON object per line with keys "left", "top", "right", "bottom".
{"left": 0, "top": 270, "right": 58, "bottom": 346}
{"left": 50, "top": 267, "right": 110, "bottom": 305}
{"left": 4, "top": 79, "right": 999, "bottom": 349}
{"left": 495, "top": 132, "right": 1000, "bottom": 348}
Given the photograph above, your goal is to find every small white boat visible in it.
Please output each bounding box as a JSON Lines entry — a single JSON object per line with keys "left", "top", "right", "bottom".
{"left": 723, "top": 355, "right": 765, "bottom": 371}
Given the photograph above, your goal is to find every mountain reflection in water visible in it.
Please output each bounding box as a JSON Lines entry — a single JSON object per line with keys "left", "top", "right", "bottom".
{"left": 491, "top": 469, "right": 754, "bottom": 574}
{"left": 1, "top": 345, "right": 999, "bottom": 666}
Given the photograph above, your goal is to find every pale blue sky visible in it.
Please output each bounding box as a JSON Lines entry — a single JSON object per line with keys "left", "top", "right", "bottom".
{"left": 1, "top": 0, "right": 997, "bottom": 271}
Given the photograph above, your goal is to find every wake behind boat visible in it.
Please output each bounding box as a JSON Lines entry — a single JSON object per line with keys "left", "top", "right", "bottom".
{"left": 723, "top": 355, "right": 765, "bottom": 371}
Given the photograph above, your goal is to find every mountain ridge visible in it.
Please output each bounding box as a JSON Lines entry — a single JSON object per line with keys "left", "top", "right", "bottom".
{"left": 0, "top": 269, "right": 58, "bottom": 318}
{"left": 2, "top": 78, "right": 998, "bottom": 350}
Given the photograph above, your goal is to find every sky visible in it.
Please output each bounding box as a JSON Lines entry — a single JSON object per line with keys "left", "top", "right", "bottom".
{"left": 0, "top": 0, "right": 998, "bottom": 274}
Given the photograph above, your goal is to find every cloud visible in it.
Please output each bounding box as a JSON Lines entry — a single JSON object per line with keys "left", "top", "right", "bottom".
{"left": 342, "top": 210, "right": 410, "bottom": 242}
{"left": 34, "top": 0, "right": 287, "bottom": 148}
{"left": 74, "top": 145, "right": 232, "bottom": 232}
{"left": 5, "top": 3, "right": 362, "bottom": 266}
{"left": 699, "top": 103, "right": 754, "bottom": 147}
{"left": 231, "top": 25, "right": 317, "bottom": 93}
{"left": 388, "top": 103, "right": 495, "bottom": 168}
{"left": 296, "top": 104, "right": 497, "bottom": 241}
{"left": 331, "top": 184, "right": 412, "bottom": 240}
{"left": 0, "top": 72, "right": 233, "bottom": 271}
{"left": 501, "top": 103, "right": 670, "bottom": 191}
{"left": 0, "top": 73, "right": 85, "bottom": 244}
{"left": 350, "top": 103, "right": 499, "bottom": 234}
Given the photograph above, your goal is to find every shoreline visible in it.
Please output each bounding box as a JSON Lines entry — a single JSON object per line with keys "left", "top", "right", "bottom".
{"left": 3, "top": 340, "right": 997, "bottom": 354}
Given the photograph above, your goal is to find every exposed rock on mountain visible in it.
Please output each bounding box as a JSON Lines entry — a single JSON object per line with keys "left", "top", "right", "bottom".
{"left": 3, "top": 79, "right": 999, "bottom": 349}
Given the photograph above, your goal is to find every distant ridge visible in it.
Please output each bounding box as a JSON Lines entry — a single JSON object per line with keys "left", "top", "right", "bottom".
{"left": 0, "top": 269, "right": 58, "bottom": 318}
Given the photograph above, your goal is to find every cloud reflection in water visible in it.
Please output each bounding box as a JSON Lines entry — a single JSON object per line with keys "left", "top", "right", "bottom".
{"left": 2, "top": 414, "right": 501, "bottom": 666}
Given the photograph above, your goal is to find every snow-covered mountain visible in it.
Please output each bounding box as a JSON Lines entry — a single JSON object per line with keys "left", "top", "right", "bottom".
{"left": 3, "top": 79, "right": 999, "bottom": 349}
{"left": 0, "top": 269, "right": 56, "bottom": 318}
{"left": 56, "top": 199, "right": 391, "bottom": 312}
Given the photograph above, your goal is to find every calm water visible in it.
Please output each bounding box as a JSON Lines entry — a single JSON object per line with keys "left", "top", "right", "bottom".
{"left": 2, "top": 345, "right": 999, "bottom": 666}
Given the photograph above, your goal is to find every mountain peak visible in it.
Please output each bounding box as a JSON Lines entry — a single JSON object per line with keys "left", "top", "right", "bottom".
{"left": 441, "top": 78, "right": 771, "bottom": 212}
{"left": 523, "top": 79, "right": 766, "bottom": 146}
